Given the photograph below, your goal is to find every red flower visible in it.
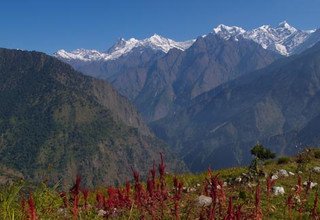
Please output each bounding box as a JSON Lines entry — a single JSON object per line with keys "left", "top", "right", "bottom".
{"left": 27, "top": 193, "right": 37, "bottom": 220}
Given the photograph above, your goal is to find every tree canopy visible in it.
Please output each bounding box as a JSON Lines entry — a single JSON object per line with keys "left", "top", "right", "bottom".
{"left": 251, "top": 143, "right": 276, "bottom": 160}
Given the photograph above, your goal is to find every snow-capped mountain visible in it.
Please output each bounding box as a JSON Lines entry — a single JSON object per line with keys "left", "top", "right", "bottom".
{"left": 212, "top": 21, "right": 317, "bottom": 56}
{"left": 243, "top": 21, "right": 313, "bottom": 55}
{"left": 213, "top": 24, "right": 246, "bottom": 41}
{"left": 55, "top": 34, "right": 195, "bottom": 62}
{"left": 55, "top": 21, "right": 319, "bottom": 62}
{"left": 55, "top": 49, "right": 105, "bottom": 62}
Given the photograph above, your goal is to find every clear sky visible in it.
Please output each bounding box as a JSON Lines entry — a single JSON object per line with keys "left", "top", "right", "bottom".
{"left": 1, "top": 0, "right": 319, "bottom": 54}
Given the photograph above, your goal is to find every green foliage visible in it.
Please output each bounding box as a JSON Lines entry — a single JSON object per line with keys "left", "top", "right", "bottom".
{"left": 250, "top": 143, "right": 276, "bottom": 160}
{"left": 263, "top": 159, "right": 274, "bottom": 166}
{"left": 296, "top": 149, "right": 313, "bottom": 171}
{"left": 0, "top": 48, "right": 181, "bottom": 188}
{"left": 238, "top": 190, "right": 247, "bottom": 200}
{"left": 296, "top": 149, "right": 312, "bottom": 164}
{"left": 249, "top": 144, "right": 275, "bottom": 175}
{"left": 314, "top": 149, "right": 320, "bottom": 159}
{"left": 0, "top": 183, "right": 23, "bottom": 219}
{"left": 249, "top": 158, "right": 259, "bottom": 173}
{"left": 277, "top": 156, "right": 290, "bottom": 164}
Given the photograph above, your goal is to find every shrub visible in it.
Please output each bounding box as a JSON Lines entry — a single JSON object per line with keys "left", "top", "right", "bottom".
{"left": 277, "top": 157, "right": 290, "bottom": 164}
{"left": 314, "top": 150, "right": 320, "bottom": 159}
{"left": 296, "top": 149, "right": 312, "bottom": 164}
{"left": 238, "top": 190, "right": 247, "bottom": 200}
{"left": 249, "top": 144, "right": 276, "bottom": 174}
{"left": 264, "top": 159, "right": 273, "bottom": 166}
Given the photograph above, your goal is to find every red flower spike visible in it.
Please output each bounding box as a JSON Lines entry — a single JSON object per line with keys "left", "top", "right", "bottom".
{"left": 70, "top": 175, "right": 81, "bottom": 197}
{"left": 81, "top": 189, "right": 89, "bottom": 209}
{"left": 235, "top": 205, "right": 243, "bottom": 220}
{"left": 96, "top": 192, "right": 105, "bottom": 209}
{"left": 266, "top": 175, "right": 276, "bottom": 198}
{"left": 158, "top": 152, "right": 166, "bottom": 177}
{"left": 254, "top": 183, "right": 263, "bottom": 220}
{"left": 72, "top": 194, "right": 79, "bottom": 220}
{"left": 286, "top": 195, "right": 294, "bottom": 220}
{"left": 147, "top": 177, "right": 154, "bottom": 197}
{"left": 27, "top": 193, "right": 37, "bottom": 220}
{"left": 59, "top": 191, "right": 69, "bottom": 208}
{"left": 311, "top": 193, "right": 319, "bottom": 219}
{"left": 224, "top": 197, "right": 235, "bottom": 220}
{"left": 131, "top": 167, "right": 140, "bottom": 183}
{"left": 296, "top": 175, "right": 302, "bottom": 195}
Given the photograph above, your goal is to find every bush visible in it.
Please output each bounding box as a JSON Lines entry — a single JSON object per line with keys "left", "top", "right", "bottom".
{"left": 296, "top": 149, "right": 312, "bottom": 164}
{"left": 314, "top": 150, "right": 320, "bottom": 159}
{"left": 264, "top": 159, "right": 273, "bottom": 166}
{"left": 277, "top": 157, "right": 290, "bottom": 164}
{"left": 238, "top": 190, "right": 247, "bottom": 200}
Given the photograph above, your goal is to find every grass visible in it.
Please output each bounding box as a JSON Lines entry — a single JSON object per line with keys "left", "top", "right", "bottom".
{"left": 2, "top": 148, "right": 320, "bottom": 219}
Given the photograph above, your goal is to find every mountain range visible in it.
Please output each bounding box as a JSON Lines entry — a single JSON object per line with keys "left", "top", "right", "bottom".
{"left": 152, "top": 42, "right": 320, "bottom": 171}
{"left": 56, "top": 21, "right": 317, "bottom": 62}
{"left": 54, "top": 22, "right": 320, "bottom": 122}
{"left": 55, "top": 34, "right": 195, "bottom": 63}
{"left": 213, "top": 21, "right": 316, "bottom": 56}
{"left": 56, "top": 22, "right": 316, "bottom": 121}
{"left": 53, "top": 21, "right": 320, "bottom": 172}
{"left": 2, "top": 21, "right": 320, "bottom": 183}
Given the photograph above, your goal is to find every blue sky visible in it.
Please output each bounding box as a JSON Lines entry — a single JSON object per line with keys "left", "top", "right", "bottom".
{"left": 1, "top": 0, "right": 319, "bottom": 54}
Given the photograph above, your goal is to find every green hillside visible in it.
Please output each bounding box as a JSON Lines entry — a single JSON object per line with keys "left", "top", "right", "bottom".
{"left": 0, "top": 48, "right": 185, "bottom": 188}
{"left": 1, "top": 148, "right": 320, "bottom": 219}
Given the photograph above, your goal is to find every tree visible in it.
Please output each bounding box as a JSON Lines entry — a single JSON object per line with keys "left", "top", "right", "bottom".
{"left": 249, "top": 143, "right": 276, "bottom": 174}
{"left": 251, "top": 143, "right": 276, "bottom": 160}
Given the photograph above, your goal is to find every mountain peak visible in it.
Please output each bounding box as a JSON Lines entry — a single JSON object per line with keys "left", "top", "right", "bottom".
{"left": 213, "top": 24, "right": 245, "bottom": 33}
{"left": 278, "top": 20, "right": 290, "bottom": 28}
{"left": 150, "top": 33, "right": 164, "bottom": 39}
{"left": 258, "top": 24, "right": 271, "bottom": 30}
{"left": 54, "top": 48, "right": 103, "bottom": 61}
{"left": 277, "top": 20, "right": 297, "bottom": 32}
{"left": 143, "top": 34, "right": 195, "bottom": 52}
{"left": 213, "top": 24, "right": 245, "bottom": 40}
{"left": 147, "top": 34, "right": 168, "bottom": 44}
{"left": 107, "top": 37, "right": 137, "bottom": 53}
{"left": 243, "top": 21, "right": 313, "bottom": 55}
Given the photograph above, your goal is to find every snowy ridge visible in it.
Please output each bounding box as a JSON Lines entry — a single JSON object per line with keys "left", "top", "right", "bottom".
{"left": 55, "top": 34, "right": 195, "bottom": 62}
{"left": 55, "top": 22, "right": 319, "bottom": 61}
{"left": 55, "top": 49, "right": 106, "bottom": 62}
{"left": 212, "top": 21, "right": 317, "bottom": 56}
{"left": 213, "top": 24, "right": 246, "bottom": 41}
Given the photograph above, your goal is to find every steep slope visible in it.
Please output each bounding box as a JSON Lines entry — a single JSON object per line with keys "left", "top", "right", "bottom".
{"left": 53, "top": 22, "right": 318, "bottom": 122}
{"left": 293, "top": 29, "right": 320, "bottom": 54}
{"left": 56, "top": 33, "right": 280, "bottom": 122}
{"left": 55, "top": 35, "right": 195, "bottom": 101}
{"left": 0, "top": 48, "right": 185, "bottom": 187}
{"left": 135, "top": 34, "right": 281, "bottom": 121}
{"left": 151, "top": 42, "right": 320, "bottom": 172}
